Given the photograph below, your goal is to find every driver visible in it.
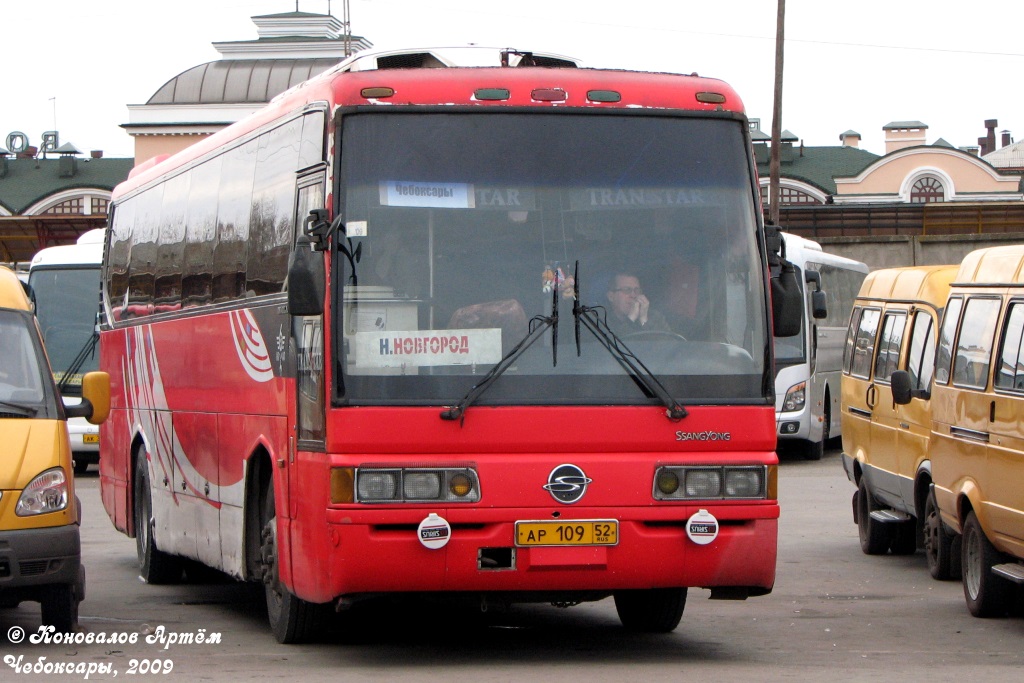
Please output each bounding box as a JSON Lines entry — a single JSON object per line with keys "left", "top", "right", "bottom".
{"left": 605, "top": 271, "right": 671, "bottom": 334}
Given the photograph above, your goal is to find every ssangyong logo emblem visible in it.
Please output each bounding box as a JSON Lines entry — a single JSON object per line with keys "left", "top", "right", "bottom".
{"left": 543, "top": 464, "right": 592, "bottom": 504}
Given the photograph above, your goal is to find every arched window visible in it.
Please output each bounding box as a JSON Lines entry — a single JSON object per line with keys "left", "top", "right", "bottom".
{"left": 910, "top": 176, "right": 945, "bottom": 203}
{"left": 778, "top": 187, "right": 824, "bottom": 205}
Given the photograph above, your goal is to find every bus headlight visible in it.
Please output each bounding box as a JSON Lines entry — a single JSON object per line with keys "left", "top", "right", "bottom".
{"left": 653, "top": 466, "right": 767, "bottom": 500}
{"left": 16, "top": 468, "right": 69, "bottom": 516}
{"left": 350, "top": 467, "right": 480, "bottom": 503}
{"left": 783, "top": 381, "right": 806, "bottom": 412}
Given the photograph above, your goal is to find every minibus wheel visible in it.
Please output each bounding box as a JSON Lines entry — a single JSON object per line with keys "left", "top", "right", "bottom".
{"left": 857, "top": 479, "right": 890, "bottom": 555}
{"left": 40, "top": 582, "right": 78, "bottom": 633}
{"left": 962, "top": 511, "right": 1011, "bottom": 617}
{"left": 613, "top": 587, "right": 687, "bottom": 632}
{"left": 924, "top": 491, "right": 960, "bottom": 580}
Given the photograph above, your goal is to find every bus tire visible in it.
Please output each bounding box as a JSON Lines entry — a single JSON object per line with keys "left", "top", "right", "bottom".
{"left": 857, "top": 478, "right": 890, "bottom": 555}
{"left": 962, "top": 511, "right": 1011, "bottom": 618}
{"left": 613, "top": 587, "right": 687, "bottom": 633}
{"left": 924, "top": 490, "right": 960, "bottom": 580}
{"left": 134, "top": 455, "right": 183, "bottom": 584}
{"left": 260, "top": 479, "right": 320, "bottom": 644}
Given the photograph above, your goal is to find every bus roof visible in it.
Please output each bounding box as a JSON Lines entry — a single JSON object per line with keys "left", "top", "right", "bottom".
{"left": 29, "top": 229, "right": 104, "bottom": 270}
{"left": 115, "top": 58, "right": 745, "bottom": 198}
{"left": 956, "top": 244, "right": 1024, "bottom": 286}
{"left": 857, "top": 265, "right": 958, "bottom": 307}
{"left": 0, "top": 265, "right": 31, "bottom": 311}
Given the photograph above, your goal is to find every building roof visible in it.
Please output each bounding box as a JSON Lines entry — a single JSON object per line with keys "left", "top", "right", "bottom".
{"left": 756, "top": 145, "right": 880, "bottom": 195}
{"left": 147, "top": 58, "right": 342, "bottom": 105}
{"left": 883, "top": 120, "right": 928, "bottom": 130}
{"left": 0, "top": 157, "right": 134, "bottom": 214}
{"left": 984, "top": 139, "right": 1024, "bottom": 169}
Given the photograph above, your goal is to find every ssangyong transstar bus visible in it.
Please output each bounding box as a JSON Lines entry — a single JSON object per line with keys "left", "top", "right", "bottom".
{"left": 98, "top": 45, "right": 801, "bottom": 643}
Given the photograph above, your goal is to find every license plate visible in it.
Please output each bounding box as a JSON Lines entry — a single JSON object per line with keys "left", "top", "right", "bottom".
{"left": 515, "top": 520, "right": 618, "bottom": 547}
{"left": 83, "top": 434, "right": 100, "bottom": 444}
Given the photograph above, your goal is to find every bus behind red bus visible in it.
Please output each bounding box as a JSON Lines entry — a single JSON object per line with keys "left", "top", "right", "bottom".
{"left": 98, "top": 46, "right": 796, "bottom": 643}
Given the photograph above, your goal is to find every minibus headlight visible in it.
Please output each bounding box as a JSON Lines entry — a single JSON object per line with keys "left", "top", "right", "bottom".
{"left": 653, "top": 466, "right": 768, "bottom": 500}
{"left": 783, "top": 382, "right": 806, "bottom": 412}
{"left": 352, "top": 467, "right": 480, "bottom": 503}
{"left": 16, "top": 468, "right": 69, "bottom": 516}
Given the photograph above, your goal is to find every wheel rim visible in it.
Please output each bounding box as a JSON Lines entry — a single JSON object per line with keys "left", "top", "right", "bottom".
{"left": 964, "top": 525, "right": 982, "bottom": 600}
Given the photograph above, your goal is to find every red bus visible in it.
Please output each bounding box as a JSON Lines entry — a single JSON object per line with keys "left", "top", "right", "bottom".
{"left": 99, "top": 46, "right": 798, "bottom": 643}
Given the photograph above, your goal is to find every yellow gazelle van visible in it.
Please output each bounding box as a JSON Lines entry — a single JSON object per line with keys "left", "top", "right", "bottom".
{"left": 0, "top": 265, "right": 109, "bottom": 631}
{"left": 841, "top": 265, "right": 959, "bottom": 577}
{"left": 917, "top": 245, "right": 1024, "bottom": 617}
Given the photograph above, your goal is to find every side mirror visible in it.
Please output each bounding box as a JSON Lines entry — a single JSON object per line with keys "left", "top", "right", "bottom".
{"left": 890, "top": 369, "right": 928, "bottom": 405}
{"left": 66, "top": 371, "right": 110, "bottom": 424}
{"left": 287, "top": 233, "right": 325, "bottom": 316}
{"left": 811, "top": 290, "right": 827, "bottom": 320}
{"left": 805, "top": 270, "right": 827, "bottom": 320}
{"left": 772, "top": 261, "right": 802, "bottom": 337}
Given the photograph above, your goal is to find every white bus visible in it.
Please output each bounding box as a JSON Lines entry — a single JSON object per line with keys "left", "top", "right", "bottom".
{"left": 28, "top": 228, "right": 104, "bottom": 474}
{"left": 775, "top": 233, "right": 868, "bottom": 460}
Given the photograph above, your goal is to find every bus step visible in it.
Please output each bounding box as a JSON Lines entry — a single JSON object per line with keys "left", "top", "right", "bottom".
{"left": 869, "top": 509, "right": 912, "bottom": 524}
{"left": 992, "top": 563, "right": 1024, "bottom": 584}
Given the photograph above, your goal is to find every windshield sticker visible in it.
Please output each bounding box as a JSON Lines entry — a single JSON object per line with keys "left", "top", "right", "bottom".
{"left": 569, "top": 187, "right": 728, "bottom": 211}
{"left": 380, "top": 181, "right": 474, "bottom": 209}
{"left": 354, "top": 328, "right": 502, "bottom": 368}
{"left": 346, "top": 220, "right": 368, "bottom": 237}
{"left": 474, "top": 186, "right": 536, "bottom": 210}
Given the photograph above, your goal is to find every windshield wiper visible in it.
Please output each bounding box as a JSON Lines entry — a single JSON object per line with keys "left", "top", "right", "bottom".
{"left": 571, "top": 261, "right": 687, "bottom": 421}
{"left": 441, "top": 279, "right": 560, "bottom": 424}
{"left": 57, "top": 328, "right": 99, "bottom": 395}
{"left": 0, "top": 399, "right": 38, "bottom": 416}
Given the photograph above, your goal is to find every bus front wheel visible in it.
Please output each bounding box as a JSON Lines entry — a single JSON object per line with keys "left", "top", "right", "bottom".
{"left": 134, "top": 455, "right": 183, "bottom": 584}
{"left": 613, "top": 587, "right": 687, "bottom": 632}
{"left": 259, "top": 480, "right": 321, "bottom": 644}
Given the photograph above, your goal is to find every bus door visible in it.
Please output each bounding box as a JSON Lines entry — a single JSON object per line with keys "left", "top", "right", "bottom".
{"left": 293, "top": 173, "right": 328, "bottom": 461}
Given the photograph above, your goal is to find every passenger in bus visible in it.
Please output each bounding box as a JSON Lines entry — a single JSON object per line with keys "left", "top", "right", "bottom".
{"left": 606, "top": 271, "right": 671, "bottom": 334}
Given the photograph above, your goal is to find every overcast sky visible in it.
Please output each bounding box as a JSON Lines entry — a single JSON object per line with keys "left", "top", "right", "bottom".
{"left": 3, "top": 0, "right": 1022, "bottom": 159}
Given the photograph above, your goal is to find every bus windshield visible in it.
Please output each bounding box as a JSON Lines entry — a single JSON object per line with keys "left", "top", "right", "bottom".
{"left": 28, "top": 266, "right": 100, "bottom": 396}
{"left": 337, "top": 112, "right": 767, "bottom": 405}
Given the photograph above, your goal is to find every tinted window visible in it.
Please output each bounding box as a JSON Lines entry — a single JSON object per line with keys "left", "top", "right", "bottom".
{"left": 874, "top": 311, "right": 906, "bottom": 383}
{"left": 248, "top": 118, "right": 301, "bottom": 297}
{"left": 850, "top": 308, "right": 880, "bottom": 379}
{"left": 952, "top": 297, "right": 1001, "bottom": 389}
{"left": 935, "top": 297, "right": 963, "bottom": 385}
{"left": 996, "top": 301, "right": 1024, "bottom": 392}
{"left": 906, "top": 311, "right": 936, "bottom": 391}
{"left": 182, "top": 156, "right": 221, "bottom": 308}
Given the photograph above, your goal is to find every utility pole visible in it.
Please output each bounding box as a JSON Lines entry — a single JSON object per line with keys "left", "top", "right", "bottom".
{"left": 769, "top": 0, "right": 785, "bottom": 226}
